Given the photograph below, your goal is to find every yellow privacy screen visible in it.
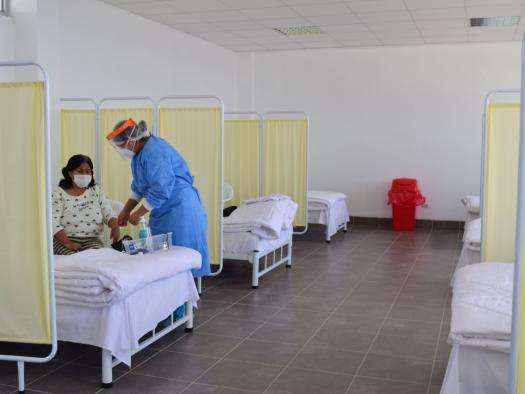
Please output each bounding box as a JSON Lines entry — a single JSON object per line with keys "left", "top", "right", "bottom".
{"left": 159, "top": 107, "right": 222, "bottom": 266}
{"left": 100, "top": 108, "right": 154, "bottom": 238}
{"left": 224, "top": 119, "right": 260, "bottom": 206}
{"left": 263, "top": 119, "right": 308, "bottom": 228}
{"left": 60, "top": 109, "right": 97, "bottom": 165}
{"left": 482, "top": 103, "right": 520, "bottom": 263}
{"left": 0, "top": 82, "right": 51, "bottom": 344}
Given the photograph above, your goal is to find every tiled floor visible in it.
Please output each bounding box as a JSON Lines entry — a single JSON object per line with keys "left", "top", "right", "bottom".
{"left": 0, "top": 225, "right": 460, "bottom": 393}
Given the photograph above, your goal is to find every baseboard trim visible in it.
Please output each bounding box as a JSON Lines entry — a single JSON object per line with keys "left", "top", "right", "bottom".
{"left": 349, "top": 216, "right": 464, "bottom": 230}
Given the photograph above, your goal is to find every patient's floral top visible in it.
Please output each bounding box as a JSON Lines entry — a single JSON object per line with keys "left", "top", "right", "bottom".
{"left": 52, "top": 185, "right": 115, "bottom": 238}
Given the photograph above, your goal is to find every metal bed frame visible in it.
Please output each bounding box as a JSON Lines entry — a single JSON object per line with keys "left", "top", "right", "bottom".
{"left": 309, "top": 203, "right": 349, "bottom": 243}
{"left": 0, "top": 61, "right": 57, "bottom": 394}
{"left": 223, "top": 112, "right": 293, "bottom": 288}
{"left": 101, "top": 299, "right": 194, "bottom": 388}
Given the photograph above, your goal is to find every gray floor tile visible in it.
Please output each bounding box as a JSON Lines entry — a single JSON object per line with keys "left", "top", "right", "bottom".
{"left": 201, "top": 288, "right": 252, "bottom": 304}
{"left": 358, "top": 353, "right": 432, "bottom": 384}
{"left": 134, "top": 351, "right": 218, "bottom": 382}
{"left": 335, "top": 301, "right": 391, "bottom": 319}
{"left": 290, "top": 345, "right": 365, "bottom": 375}
{"left": 28, "top": 363, "right": 123, "bottom": 394}
{"left": 227, "top": 339, "right": 301, "bottom": 366}
{"left": 272, "top": 308, "right": 330, "bottom": 326}
{"left": 166, "top": 333, "right": 242, "bottom": 358}
{"left": 308, "top": 322, "right": 376, "bottom": 352}
{"left": 198, "top": 359, "right": 282, "bottom": 392}
{"left": 347, "top": 377, "right": 427, "bottom": 394}
{"left": 220, "top": 304, "right": 281, "bottom": 323}
{"left": 266, "top": 367, "right": 353, "bottom": 394}
{"left": 285, "top": 296, "right": 339, "bottom": 312}
{"left": 109, "top": 373, "right": 189, "bottom": 393}
{"left": 183, "top": 383, "right": 258, "bottom": 393}
{"left": 388, "top": 304, "right": 444, "bottom": 322}
{"left": 370, "top": 335, "right": 436, "bottom": 361}
{"left": 429, "top": 384, "right": 443, "bottom": 394}
{"left": 0, "top": 385, "right": 15, "bottom": 394}
{"left": 325, "top": 314, "right": 384, "bottom": 334}
{"left": 436, "top": 340, "right": 452, "bottom": 362}
{"left": 431, "top": 360, "right": 448, "bottom": 386}
{"left": 250, "top": 322, "right": 318, "bottom": 345}
{"left": 197, "top": 316, "right": 263, "bottom": 339}
{"left": 380, "top": 319, "right": 440, "bottom": 342}
{"left": 238, "top": 293, "right": 292, "bottom": 308}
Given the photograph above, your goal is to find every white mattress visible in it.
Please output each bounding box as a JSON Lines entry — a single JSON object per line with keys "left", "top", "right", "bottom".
{"left": 223, "top": 228, "right": 293, "bottom": 261}
{"left": 308, "top": 198, "right": 349, "bottom": 238}
{"left": 441, "top": 344, "right": 508, "bottom": 394}
{"left": 57, "top": 270, "right": 199, "bottom": 366}
{"left": 457, "top": 243, "right": 481, "bottom": 271}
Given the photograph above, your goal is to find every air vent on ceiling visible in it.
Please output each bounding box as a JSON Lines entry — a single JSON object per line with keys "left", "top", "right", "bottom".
{"left": 274, "top": 25, "right": 325, "bottom": 36}
{"left": 470, "top": 16, "right": 520, "bottom": 28}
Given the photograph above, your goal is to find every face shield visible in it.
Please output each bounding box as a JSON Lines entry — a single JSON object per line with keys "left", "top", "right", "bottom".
{"left": 106, "top": 119, "right": 146, "bottom": 159}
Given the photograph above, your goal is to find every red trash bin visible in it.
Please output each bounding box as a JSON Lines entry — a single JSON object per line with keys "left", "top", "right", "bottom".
{"left": 388, "top": 179, "right": 426, "bottom": 231}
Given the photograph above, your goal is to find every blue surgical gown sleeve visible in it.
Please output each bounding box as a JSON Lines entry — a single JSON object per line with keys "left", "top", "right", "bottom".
{"left": 142, "top": 152, "right": 176, "bottom": 210}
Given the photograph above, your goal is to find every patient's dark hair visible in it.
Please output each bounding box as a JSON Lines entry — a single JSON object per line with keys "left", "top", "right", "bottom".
{"left": 59, "top": 155, "right": 96, "bottom": 189}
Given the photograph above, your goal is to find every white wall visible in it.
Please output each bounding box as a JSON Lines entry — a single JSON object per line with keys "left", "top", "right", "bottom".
{"left": 32, "top": 0, "right": 238, "bottom": 180}
{"left": 240, "top": 43, "right": 522, "bottom": 220}
{"left": 0, "top": 14, "right": 14, "bottom": 79}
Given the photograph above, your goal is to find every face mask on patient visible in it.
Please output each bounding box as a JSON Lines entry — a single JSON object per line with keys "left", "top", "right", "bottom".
{"left": 73, "top": 174, "right": 92, "bottom": 188}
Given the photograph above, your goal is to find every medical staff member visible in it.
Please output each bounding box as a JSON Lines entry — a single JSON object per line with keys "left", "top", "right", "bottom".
{"left": 106, "top": 119, "right": 210, "bottom": 278}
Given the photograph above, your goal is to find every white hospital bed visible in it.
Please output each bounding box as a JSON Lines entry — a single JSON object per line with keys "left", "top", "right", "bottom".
{"left": 223, "top": 228, "right": 293, "bottom": 289}
{"left": 56, "top": 250, "right": 200, "bottom": 388}
{"left": 441, "top": 343, "right": 508, "bottom": 394}
{"left": 441, "top": 262, "right": 511, "bottom": 394}
{"left": 308, "top": 191, "right": 349, "bottom": 242}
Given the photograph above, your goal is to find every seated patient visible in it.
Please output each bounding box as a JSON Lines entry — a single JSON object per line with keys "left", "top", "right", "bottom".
{"left": 53, "top": 154, "right": 120, "bottom": 255}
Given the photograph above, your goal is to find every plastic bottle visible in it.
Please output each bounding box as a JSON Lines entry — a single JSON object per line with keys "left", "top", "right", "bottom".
{"left": 139, "top": 217, "right": 151, "bottom": 239}
{"left": 138, "top": 217, "right": 152, "bottom": 253}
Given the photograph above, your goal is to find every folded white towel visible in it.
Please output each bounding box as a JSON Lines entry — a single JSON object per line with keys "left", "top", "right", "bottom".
{"left": 308, "top": 190, "right": 347, "bottom": 210}
{"left": 463, "top": 218, "right": 481, "bottom": 251}
{"left": 449, "top": 262, "right": 513, "bottom": 351}
{"left": 244, "top": 194, "right": 290, "bottom": 205}
{"left": 461, "top": 195, "right": 481, "bottom": 214}
{"left": 224, "top": 197, "right": 298, "bottom": 239}
{"left": 55, "top": 247, "right": 202, "bottom": 307}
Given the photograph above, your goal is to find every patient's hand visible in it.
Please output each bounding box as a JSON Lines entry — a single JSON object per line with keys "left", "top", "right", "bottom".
{"left": 110, "top": 225, "right": 120, "bottom": 242}
{"left": 66, "top": 241, "right": 80, "bottom": 252}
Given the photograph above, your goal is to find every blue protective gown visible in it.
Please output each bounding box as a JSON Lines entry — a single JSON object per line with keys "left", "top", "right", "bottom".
{"left": 130, "top": 136, "right": 210, "bottom": 277}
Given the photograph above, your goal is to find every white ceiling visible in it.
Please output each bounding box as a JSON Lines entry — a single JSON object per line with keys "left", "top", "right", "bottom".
{"left": 102, "top": 0, "right": 525, "bottom": 51}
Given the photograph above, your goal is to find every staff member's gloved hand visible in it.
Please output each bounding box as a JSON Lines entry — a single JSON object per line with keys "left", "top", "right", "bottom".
{"left": 118, "top": 209, "right": 130, "bottom": 227}
{"left": 129, "top": 213, "right": 141, "bottom": 226}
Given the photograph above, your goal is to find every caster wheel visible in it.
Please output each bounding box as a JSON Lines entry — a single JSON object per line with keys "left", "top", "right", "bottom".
{"left": 101, "top": 383, "right": 113, "bottom": 389}
{"left": 325, "top": 240, "right": 331, "bottom": 244}
{"left": 286, "top": 265, "right": 292, "bottom": 269}
{"left": 185, "top": 327, "right": 194, "bottom": 333}
{"left": 252, "top": 285, "right": 259, "bottom": 290}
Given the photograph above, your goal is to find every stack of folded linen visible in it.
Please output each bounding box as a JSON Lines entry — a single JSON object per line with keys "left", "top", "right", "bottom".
{"left": 450, "top": 262, "right": 513, "bottom": 352}
{"left": 461, "top": 195, "right": 481, "bottom": 223}
{"left": 54, "top": 247, "right": 202, "bottom": 307}
{"left": 223, "top": 194, "right": 298, "bottom": 239}
{"left": 454, "top": 217, "right": 482, "bottom": 277}
{"left": 463, "top": 218, "right": 481, "bottom": 252}
{"left": 308, "top": 191, "right": 347, "bottom": 211}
